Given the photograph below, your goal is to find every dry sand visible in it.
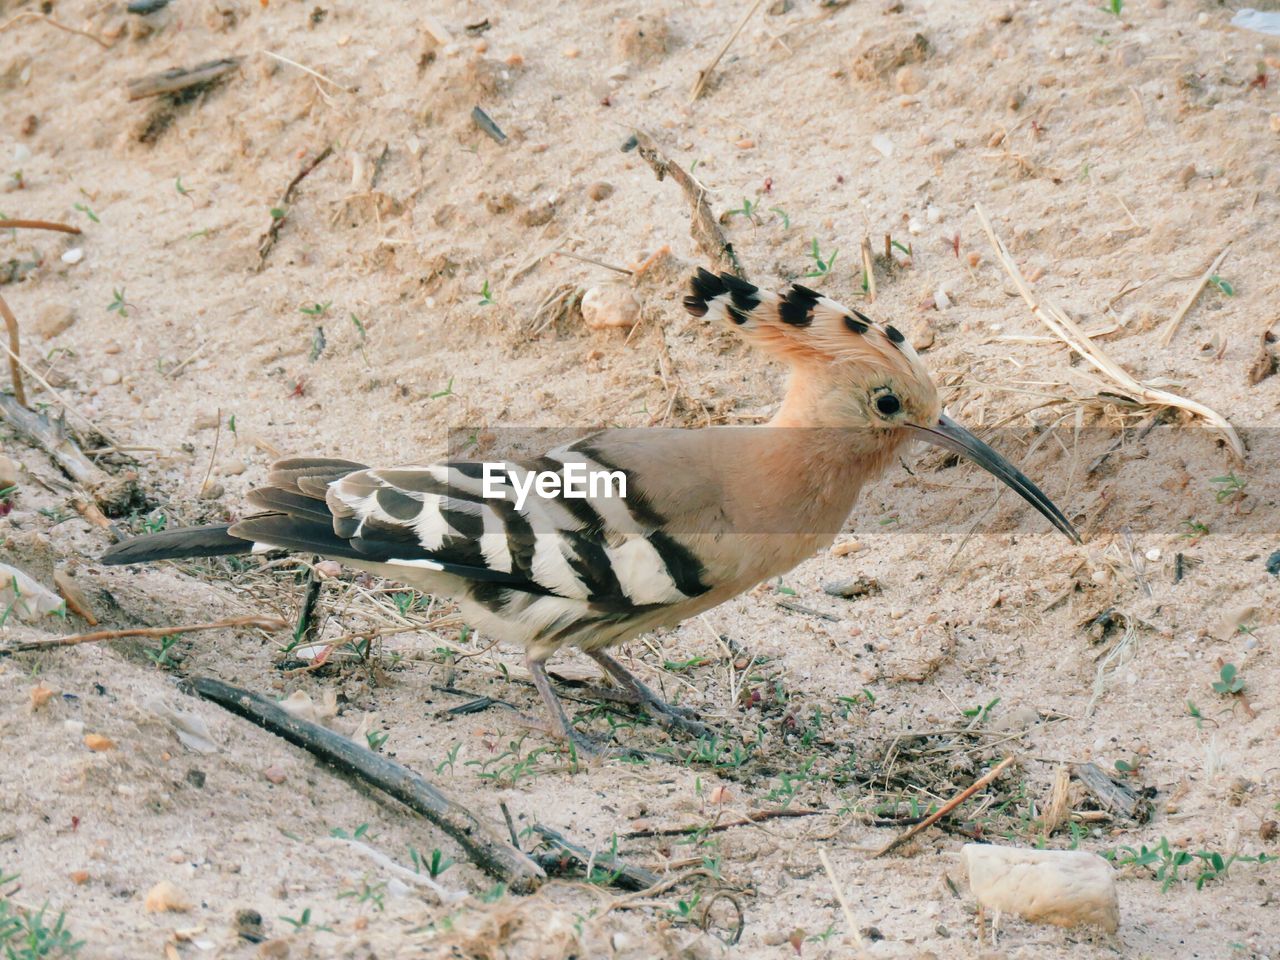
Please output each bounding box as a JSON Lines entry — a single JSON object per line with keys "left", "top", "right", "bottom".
{"left": 1, "top": 0, "right": 1278, "bottom": 956}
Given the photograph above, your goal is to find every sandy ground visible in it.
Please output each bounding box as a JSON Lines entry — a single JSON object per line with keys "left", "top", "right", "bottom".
{"left": 2, "top": 0, "right": 1279, "bottom": 956}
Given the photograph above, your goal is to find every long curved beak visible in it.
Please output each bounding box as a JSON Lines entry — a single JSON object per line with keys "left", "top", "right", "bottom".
{"left": 907, "top": 413, "right": 1080, "bottom": 543}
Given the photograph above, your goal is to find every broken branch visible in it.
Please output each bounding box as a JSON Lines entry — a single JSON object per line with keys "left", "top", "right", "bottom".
{"left": 632, "top": 129, "right": 744, "bottom": 277}
{"left": 0, "top": 219, "right": 82, "bottom": 235}
{"left": 191, "top": 676, "right": 546, "bottom": 891}
{"left": 872, "top": 754, "right": 1016, "bottom": 857}
{"left": 530, "top": 824, "right": 660, "bottom": 891}
{"left": 126, "top": 57, "right": 241, "bottom": 101}
{"left": 0, "top": 393, "right": 140, "bottom": 512}
{"left": 256, "top": 145, "right": 334, "bottom": 269}
{"left": 0, "top": 615, "right": 288, "bottom": 656}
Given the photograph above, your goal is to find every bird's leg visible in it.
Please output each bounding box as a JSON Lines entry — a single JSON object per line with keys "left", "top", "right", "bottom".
{"left": 586, "top": 649, "right": 710, "bottom": 738}
{"left": 525, "top": 652, "right": 608, "bottom": 756}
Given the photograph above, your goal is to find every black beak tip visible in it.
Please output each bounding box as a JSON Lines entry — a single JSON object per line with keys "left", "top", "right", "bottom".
{"left": 912, "top": 415, "right": 1082, "bottom": 544}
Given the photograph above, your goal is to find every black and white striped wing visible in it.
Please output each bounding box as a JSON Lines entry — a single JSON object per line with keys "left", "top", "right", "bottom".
{"left": 231, "top": 448, "right": 712, "bottom": 614}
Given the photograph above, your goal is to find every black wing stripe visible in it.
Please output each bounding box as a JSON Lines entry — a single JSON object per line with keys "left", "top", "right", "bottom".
{"left": 569, "top": 443, "right": 665, "bottom": 528}
{"left": 647, "top": 531, "right": 711, "bottom": 597}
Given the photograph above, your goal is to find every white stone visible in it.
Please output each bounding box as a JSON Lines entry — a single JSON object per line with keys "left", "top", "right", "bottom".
{"left": 871, "top": 134, "right": 895, "bottom": 157}
{"left": 581, "top": 283, "right": 640, "bottom": 330}
{"left": 61, "top": 248, "right": 84, "bottom": 264}
{"left": 963, "top": 844, "right": 1119, "bottom": 933}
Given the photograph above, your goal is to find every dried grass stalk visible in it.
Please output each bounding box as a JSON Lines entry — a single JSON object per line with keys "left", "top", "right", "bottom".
{"left": 973, "top": 203, "right": 1242, "bottom": 461}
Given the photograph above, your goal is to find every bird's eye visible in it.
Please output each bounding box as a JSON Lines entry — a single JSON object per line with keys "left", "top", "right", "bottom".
{"left": 874, "top": 393, "right": 902, "bottom": 417}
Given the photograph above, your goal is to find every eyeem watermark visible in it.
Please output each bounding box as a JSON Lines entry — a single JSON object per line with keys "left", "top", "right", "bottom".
{"left": 482, "top": 462, "right": 626, "bottom": 511}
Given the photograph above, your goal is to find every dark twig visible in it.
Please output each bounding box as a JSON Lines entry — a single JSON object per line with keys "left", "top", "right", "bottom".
{"left": 624, "top": 807, "right": 826, "bottom": 839}
{"left": 191, "top": 676, "right": 545, "bottom": 891}
{"left": 470, "top": 106, "right": 507, "bottom": 144}
{"left": 775, "top": 598, "right": 839, "bottom": 621}
{"left": 530, "top": 824, "right": 659, "bottom": 891}
{"left": 1071, "top": 762, "right": 1150, "bottom": 822}
{"left": 872, "top": 755, "right": 1016, "bottom": 857}
{"left": 1, "top": 615, "right": 288, "bottom": 656}
{"left": 126, "top": 57, "right": 241, "bottom": 101}
{"left": 1, "top": 293, "right": 24, "bottom": 406}
{"left": 256, "top": 145, "right": 334, "bottom": 269}
{"left": 0, "top": 219, "right": 82, "bottom": 235}
{"left": 499, "top": 802, "right": 521, "bottom": 850}
{"left": 293, "top": 564, "right": 322, "bottom": 647}
{"left": 632, "top": 129, "right": 744, "bottom": 277}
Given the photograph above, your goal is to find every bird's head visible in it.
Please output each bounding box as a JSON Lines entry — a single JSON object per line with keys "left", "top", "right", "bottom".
{"left": 684, "top": 268, "right": 1078, "bottom": 542}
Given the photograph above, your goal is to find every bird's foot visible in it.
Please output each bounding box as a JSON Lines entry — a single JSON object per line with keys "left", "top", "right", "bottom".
{"left": 511, "top": 711, "right": 642, "bottom": 760}
{"left": 641, "top": 700, "right": 711, "bottom": 739}
{"left": 586, "top": 649, "right": 710, "bottom": 740}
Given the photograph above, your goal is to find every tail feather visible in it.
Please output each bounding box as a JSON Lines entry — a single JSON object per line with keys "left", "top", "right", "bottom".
{"left": 100, "top": 524, "right": 251, "bottom": 565}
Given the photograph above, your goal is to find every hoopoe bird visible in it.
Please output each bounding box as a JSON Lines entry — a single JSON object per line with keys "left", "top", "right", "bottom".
{"left": 102, "top": 268, "right": 1077, "bottom": 753}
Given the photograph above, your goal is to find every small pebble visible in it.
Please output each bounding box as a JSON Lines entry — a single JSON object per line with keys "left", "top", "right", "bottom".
{"left": 84, "top": 733, "right": 116, "bottom": 751}
{"left": 587, "top": 181, "right": 615, "bottom": 201}
{"left": 103, "top": 341, "right": 121, "bottom": 355}
{"left": 0, "top": 454, "right": 18, "bottom": 490}
{"left": 871, "top": 133, "right": 895, "bottom": 157}
{"left": 581, "top": 284, "right": 640, "bottom": 330}
{"left": 100, "top": 368, "right": 122, "bottom": 386}
{"left": 61, "top": 248, "right": 84, "bottom": 265}
{"left": 263, "top": 765, "right": 287, "bottom": 785}
{"left": 32, "top": 304, "right": 76, "bottom": 338}
{"left": 894, "top": 65, "right": 925, "bottom": 94}
{"left": 562, "top": 46, "right": 580, "bottom": 58}
{"left": 314, "top": 560, "right": 343, "bottom": 578}
{"left": 907, "top": 317, "right": 936, "bottom": 350}
{"left": 221, "top": 458, "right": 247, "bottom": 477}
{"left": 29, "top": 683, "right": 55, "bottom": 711}
{"left": 823, "top": 576, "right": 881, "bottom": 598}
{"left": 185, "top": 768, "right": 206, "bottom": 788}
{"left": 198, "top": 481, "right": 224, "bottom": 501}
{"left": 1144, "top": 548, "right": 1161, "bottom": 562}
{"left": 735, "top": 138, "right": 756, "bottom": 150}
{"left": 925, "top": 204, "right": 942, "bottom": 224}
{"left": 830, "top": 539, "right": 862, "bottom": 556}
{"left": 144, "top": 880, "right": 192, "bottom": 913}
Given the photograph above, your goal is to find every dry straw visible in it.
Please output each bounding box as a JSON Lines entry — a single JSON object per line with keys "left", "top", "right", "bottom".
{"left": 973, "top": 203, "right": 1242, "bottom": 461}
